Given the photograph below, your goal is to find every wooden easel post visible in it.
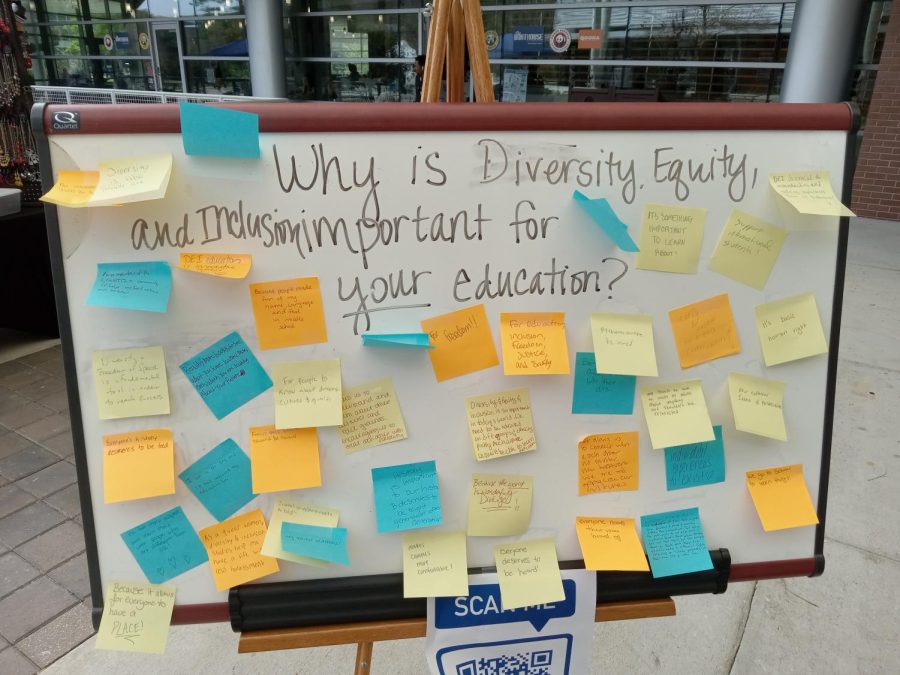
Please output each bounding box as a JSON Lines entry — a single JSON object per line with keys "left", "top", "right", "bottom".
{"left": 354, "top": 641, "right": 373, "bottom": 674}
{"left": 422, "top": 0, "right": 495, "bottom": 102}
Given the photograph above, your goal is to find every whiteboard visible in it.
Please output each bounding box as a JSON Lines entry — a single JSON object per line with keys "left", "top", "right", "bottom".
{"left": 40, "top": 103, "right": 850, "bottom": 610}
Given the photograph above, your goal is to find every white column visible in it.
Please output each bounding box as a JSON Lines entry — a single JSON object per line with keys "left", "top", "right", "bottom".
{"left": 245, "top": 0, "right": 286, "bottom": 98}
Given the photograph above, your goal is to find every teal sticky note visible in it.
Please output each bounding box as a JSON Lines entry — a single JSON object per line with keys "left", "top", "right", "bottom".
{"left": 640, "top": 507, "right": 713, "bottom": 578}
{"left": 180, "top": 331, "right": 272, "bottom": 420}
{"left": 179, "top": 438, "right": 254, "bottom": 522}
{"left": 179, "top": 101, "right": 260, "bottom": 159}
{"left": 121, "top": 506, "right": 208, "bottom": 584}
{"left": 371, "top": 460, "right": 441, "bottom": 533}
{"left": 665, "top": 426, "right": 726, "bottom": 491}
{"left": 362, "top": 333, "right": 434, "bottom": 349}
{"left": 571, "top": 352, "right": 635, "bottom": 414}
{"left": 86, "top": 261, "right": 171, "bottom": 313}
{"left": 281, "top": 523, "right": 349, "bottom": 565}
{"left": 573, "top": 190, "right": 640, "bottom": 252}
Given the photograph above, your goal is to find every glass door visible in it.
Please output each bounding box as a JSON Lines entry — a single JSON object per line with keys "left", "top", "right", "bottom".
{"left": 152, "top": 22, "right": 186, "bottom": 92}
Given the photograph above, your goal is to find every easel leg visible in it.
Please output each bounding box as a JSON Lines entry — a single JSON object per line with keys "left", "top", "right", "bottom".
{"left": 354, "top": 641, "right": 374, "bottom": 674}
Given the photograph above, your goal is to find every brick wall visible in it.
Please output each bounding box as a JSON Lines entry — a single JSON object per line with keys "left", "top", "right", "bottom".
{"left": 853, "top": 8, "right": 900, "bottom": 219}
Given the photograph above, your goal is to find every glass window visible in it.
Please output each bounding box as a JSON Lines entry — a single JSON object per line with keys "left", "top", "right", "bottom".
{"left": 286, "top": 1, "right": 421, "bottom": 14}
{"left": 41, "top": 0, "right": 83, "bottom": 22}
{"left": 42, "top": 57, "right": 155, "bottom": 89}
{"left": 287, "top": 61, "right": 416, "bottom": 101}
{"left": 179, "top": 0, "right": 244, "bottom": 17}
{"left": 184, "top": 59, "right": 251, "bottom": 95}
{"left": 89, "top": 23, "right": 153, "bottom": 57}
{"left": 289, "top": 13, "right": 417, "bottom": 60}
{"left": 182, "top": 18, "right": 247, "bottom": 56}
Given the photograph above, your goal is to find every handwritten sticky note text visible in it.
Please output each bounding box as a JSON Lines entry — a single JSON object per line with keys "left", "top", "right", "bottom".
{"left": 88, "top": 153, "right": 173, "bottom": 206}
{"left": 260, "top": 498, "right": 339, "bottom": 567}
{"left": 249, "top": 425, "right": 321, "bottom": 493}
{"left": 466, "top": 388, "right": 537, "bottom": 461}
{"left": 199, "top": 509, "right": 279, "bottom": 591}
{"left": 103, "top": 428, "right": 175, "bottom": 503}
{"left": 95, "top": 582, "right": 176, "bottom": 654}
{"left": 494, "top": 539, "right": 565, "bottom": 611}
{"left": 591, "top": 313, "right": 658, "bottom": 377}
{"left": 120, "top": 507, "right": 208, "bottom": 584}
{"left": 746, "top": 464, "right": 818, "bottom": 531}
{"left": 93, "top": 346, "right": 170, "bottom": 420}
{"left": 769, "top": 171, "right": 854, "bottom": 217}
{"left": 500, "top": 312, "right": 570, "bottom": 375}
{"left": 178, "top": 438, "right": 254, "bottom": 522}
{"left": 40, "top": 170, "right": 99, "bottom": 207}
{"left": 467, "top": 473, "right": 533, "bottom": 536}
{"left": 578, "top": 432, "right": 638, "bottom": 495}
{"left": 402, "top": 530, "right": 468, "bottom": 598}
{"left": 338, "top": 378, "right": 407, "bottom": 453}
{"left": 709, "top": 210, "right": 787, "bottom": 289}
{"left": 179, "top": 253, "right": 251, "bottom": 279}
{"left": 87, "top": 261, "right": 172, "bottom": 313}
{"left": 728, "top": 373, "right": 787, "bottom": 441}
{"left": 273, "top": 358, "right": 343, "bottom": 429}
{"left": 422, "top": 304, "right": 499, "bottom": 381}
{"left": 575, "top": 517, "right": 649, "bottom": 572}
{"left": 668, "top": 293, "right": 741, "bottom": 369}
{"left": 636, "top": 203, "right": 706, "bottom": 274}
{"left": 571, "top": 352, "right": 636, "bottom": 415}
{"left": 665, "top": 426, "right": 726, "bottom": 491}
{"left": 281, "top": 523, "right": 349, "bottom": 565}
{"left": 371, "top": 460, "right": 441, "bottom": 533}
{"left": 640, "top": 380, "right": 714, "bottom": 449}
{"left": 640, "top": 507, "right": 713, "bottom": 578}
{"left": 249, "top": 277, "right": 328, "bottom": 350}
{"left": 755, "top": 293, "right": 828, "bottom": 366}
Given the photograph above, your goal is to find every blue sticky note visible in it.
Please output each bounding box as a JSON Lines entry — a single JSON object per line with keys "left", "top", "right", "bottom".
{"left": 121, "top": 506, "right": 208, "bottom": 584}
{"left": 571, "top": 352, "right": 636, "bottom": 414}
{"left": 362, "top": 333, "right": 434, "bottom": 349}
{"left": 371, "top": 460, "right": 441, "bottom": 533}
{"left": 179, "top": 101, "right": 260, "bottom": 159}
{"left": 665, "top": 426, "right": 726, "bottom": 491}
{"left": 281, "top": 522, "right": 349, "bottom": 565}
{"left": 573, "top": 190, "right": 640, "bottom": 252}
{"left": 640, "top": 507, "right": 713, "bottom": 578}
{"left": 179, "top": 439, "right": 255, "bottom": 522}
{"left": 180, "top": 331, "right": 272, "bottom": 420}
{"left": 86, "top": 261, "right": 172, "bottom": 313}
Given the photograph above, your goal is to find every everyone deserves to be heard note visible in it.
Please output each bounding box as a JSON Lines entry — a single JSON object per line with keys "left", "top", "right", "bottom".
{"left": 769, "top": 171, "right": 855, "bottom": 217}
{"left": 590, "top": 313, "right": 658, "bottom": 377}
{"left": 494, "top": 539, "right": 565, "bottom": 610}
{"left": 708, "top": 210, "right": 787, "bottom": 289}
{"left": 93, "top": 346, "right": 170, "bottom": 420}
{"left": 421, "top": 304, "right": 499, "bottom": 381}
{"left": 199, "top": 509, "right": 279, "bottom": 591}
{"left": 338, "top": 378, "right": 407, "bottom": 453}
{"left": 575, "top": 517, "right": 649, "bottom": 572}
{"left": 402, "top": 530, "right": 468, "bottom": 598}
{"left": 120, "top": 506, "right": 208, "bottom": 584}
{"left": 636, "top": 203, "right": 707, "bottom": 274}
{"left": 273, "top": 358, "right": 343, "bottom": 429}
{"left": 640, "top": 380, "right": 714, "bottom": 449}
{"left": 467, "top": 473, "right": 533, "bottom": 536}
{"left": 103, "top": 428, "right": 174, "bottom": 503}
{"left": 571, "top": 352, "right": 636, "bottom": 415}
{"left": 87, "top": 262, "right": 172, "bottom": 313}
{"left": 640, "top": 507, "right": 713, "bottom": 578}
{"left": 728, "top": 373, "right": 787, "bottom": 441}
{"left": 249, "top": 425, "right": 321, "bottom": 493}
{"left": 746, "top": 464, "right": 818, "bottom": 531}
{"left": 664, "top": 426, "right": 726, "bottom": 491}
{"left": 178, "top": 438, "right": 254, "bottom": 522}
{"left": 179, "top": 253, "right": 252, "bottom": 279}
{"left": 755, "top": 293, "right": 828, "bottom": 366}
{"left": 95, "top": 581, "right": 176, "bottom": 654}
{"left": 249, "top": 277, "right": 328, "bottom": 350}
{"left": 578, "top": 432, "right": 638, "bottom": 495}
{"left": 371, "top": 460, "right": 441, "bottom": 532}
{"left": 465, "top": 388, "right": 537, "bottom": 461}
{"left": 668, "top": 293, "right": 741, "bottom": 369}
{"left": 261, "top": 498, "right": 340, "bottom": 567}
{"left": 499, "top": 312, "right": 570, "bottom": 375}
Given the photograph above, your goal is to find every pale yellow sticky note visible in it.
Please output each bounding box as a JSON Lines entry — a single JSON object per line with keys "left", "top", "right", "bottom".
{"left": 249, "top": 425, "right": 321, "bottom": 493}
{"left": 636, "top": 203, "right": 707, "bottom": 273}
{"left": 494, "top": 539, "right": 565, "bottom": 610}
{"left": 93, "top": 346, "right": 170, "bottom": 420}
{"left": 668, "top": 294, "right": 741, "bottom": 369}
{"left": 746, "top": 464, "right": 819, "bottom": 531}
{"left": 467, "top": 473, "right": 533, "bottom": 536}
{"left": 40, "top": 170, "right": 99, "bottom": 207}
{"left": 421, "top": 304, "right": 499, "bottom": 382}
{"left": 466, "top": 388, "right": 536, "bottom": 461}
{"left": 103, "top": 428, "right": 175, "bottom": 503}
{"left": 95, "top": 581, "right": 175, "bottom": 654}
{"left": 755, "top": 293, "right": 828, "bottom": 366}
{"left": 578, "top": 432, "right": 638, "bottom": 495}
{"left": 199, "top": 509, "right": 280, "bottom": 591}
{"left": 591, "top": 312, "right": 658, "bottom": 376}
{"left": 402, "top": 531, "right": 469, "bottom": 598}
{"left": 709, "top": 210, "right": 787, "bottom": 289}
{"left": 249, "top": 277, "right": 328, "bottom": 350}
{"left": 499, "top": 312, "right": 570, "bottom": 375}
{"left": 728, "top": 373, "right": 787, "bottom": 441}
{"left": 640, "top": 380, "right": 714, "bottom": 449}
{"left": 769, "top": 171, "right": 854, "bottom": 217}
{"left": 273, "top": 359, "right": 343, "bottom": 429}
{"left": 261, "top": 498, "right": 340, "bottom": 567}
{"left": 179, "top": 253, "right": 252, "bottom": 279}
{"left": 338, "top": 378, "right": 407, "bottom": 453}
{"left": 88, "top": 153, "right": 173, "bottom": 206}
{"left": 575, "top": 517, "right": 649, "bottom": 572}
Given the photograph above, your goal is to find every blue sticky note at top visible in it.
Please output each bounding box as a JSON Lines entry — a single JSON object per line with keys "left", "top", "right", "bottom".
{"left": 573, "top": 190, "right": 640, "bottom": 252}
{"left": 665, "top": 426, "right": 726, "bottom": 491}
{"left": 362, "top": 333, "right": 434, "bottom": 349}
{"left": 121, "top": 506, "right": 208, "bottom": 584}
{"left": 640, "top": 507, "right": 713, "bottom": 578}
{"left": 571, "top": 352, "right": 636, "bottom": 414}
{"left": 179, "top": 438, "right": 255, "bottom": 522}
{"left": 179, "top": 101, "right": 260, "bottom": 159}
{"left": 371, "top": 460, "right": 441, "bottom": 533}
{"left": 180, "top": 331, "right": 272, "bottom": 420}
{"left": 281, "top": 522, "right": 349, "bottom": 565}
{"left": 86, "top": 261, "right": 172, "bottom": 313}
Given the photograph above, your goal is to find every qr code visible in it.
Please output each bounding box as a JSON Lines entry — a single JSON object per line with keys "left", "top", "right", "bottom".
{"left": 455, "top": 649, "right": 553, "bottom": 675}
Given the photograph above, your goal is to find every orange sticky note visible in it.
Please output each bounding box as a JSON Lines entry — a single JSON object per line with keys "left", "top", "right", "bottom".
{"left": 421, "top": 304, "right": 499, "bottom": 382}
{"left": 103, "top": 428, "right": 175, "bottom": 503}
{"left": 249, "top": 277, "right": 328, "bottom": 350}
{"left": 179, "top": 253, "right": 252, "bottom": 279}
{"left": 499, "top": 312, "right": 570, "bottom": 375}
{"left": 249, "top": 425, "right": 321, "bottom": 493}
{"left": 578, "top": 432, "right": 638, "bottom": 494}
{"left": 40, "top": 170, "right": 99, "bottom": 207}
{"left": 575, "top": 516, "right": 649, "bottom": 571}
{"left": 746, "top": 464, "right": 819, "bottom": 532}
{"left": 668, "top": 294, "right": 741, "bottom": 368}
{"left": 198, "top": 510, "right": 279, "bottom": 591}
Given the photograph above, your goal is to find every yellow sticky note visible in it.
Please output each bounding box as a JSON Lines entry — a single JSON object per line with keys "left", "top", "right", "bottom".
{"left": 402, "top": 531, "right": 469, "bottom": 598}
{"left": 179, "top": 253, "right": 252, "bottom": 279}
{"left": 755, "top": 293, "right": 828, "bottom": 366}
{"left": 92, "top": 346, "right": 170, "bottom": 420}
{"left": 578, "top": 432, "right": 638, "bottom": 495}
{"left": 273, "top": 359, "right": 343, "bottom": 429}
{"left": 591, "top": 312, "right": 658, "bottom": 376}
{"left": 499, "top": 312, "right": 570, "bottom": 375}
{"left": 636, "top": 203, "right": 707, "bottom": 273}
{"left": 40, "top": 170, "right": 99, "bottom": 207}
{"left": 709, "top": 210, "right": 787, "bottom": 289}
{"left": 249, "top": 277, "right": 328, "bottom": 350}
{"left": 467, "top": 473, "right": 533, "bottom": 536}
{"left": 249, "top": 425, "right": 321, "bottom": 493}
{"left": 466, "top": 388, "right": 537, "bottom": 461}
{"left": 421, "top": 304, "right": 499, "bottom": 382}
{"left": 746, "top": 464, "right": 819, "bottom": 531}
{"left": 199, "top": 509, "right": 279, "bottom": 591}
{"left": 95, "top": 581, "right": 175, "bottom": 654}
{"left": 575, "top": 517, "right": 649, "bottom": 572}
{"left": 494, "top": 539, "right": 565, "bottom": 610}
{"left": 640, "top": 380, "right": 714, "bottom": 449}
{"left": 338, "top": 378, "right": 407, "bottom": 453}
{"left": 261, "top": 498, "right": 340, "bottom": 567}
{"left": 668, "top": 294, "right": 741, "bottom": 369}
{"left": 88, "top": 153, "right": 173, "bottom": 206}
{"left": 728, "top": 373, "right": 786, "bottom": 441}
{"left": 769, "top": 171, "right": 854, "bottom": 217}
{"left": 103, "top": 428, "right": 175, "bottom": 503}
